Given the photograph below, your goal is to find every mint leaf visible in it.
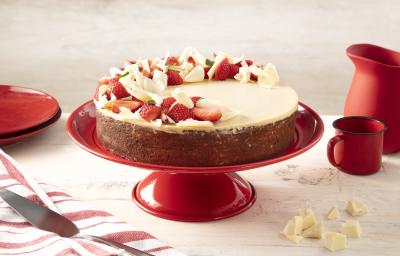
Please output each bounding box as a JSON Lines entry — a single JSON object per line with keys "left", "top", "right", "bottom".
{"left": 147, "top": 99, "right": 156, "bottom": 105}
{"left": 119, "top": 72, "right": 129, "bottom": 79}
{"left": 206, "top": 58, "right": 214, "bottom": 67}
{"left": 166, "top": 65, "right": 182, "bottom": 72}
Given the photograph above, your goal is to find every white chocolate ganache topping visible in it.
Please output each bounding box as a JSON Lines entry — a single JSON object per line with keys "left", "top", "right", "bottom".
{"left": 94, "top": 48, "right": 298, "bottom": 132}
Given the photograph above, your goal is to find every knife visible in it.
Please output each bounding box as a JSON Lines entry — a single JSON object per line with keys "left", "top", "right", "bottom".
{"left": 0, "top": 188, "right": 154, "bottom": 256}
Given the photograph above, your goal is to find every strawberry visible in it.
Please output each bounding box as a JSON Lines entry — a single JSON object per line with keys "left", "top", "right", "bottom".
{"left": 204, "top": 66, "right": 211, "bottom": 79}
{"left": 94, "top": 84, "right": 103, "bottom": 101}
{"left": 168, "top": 103, "right": 191, "bottom": 122}
{"left": 161, "top": 97, "right": 176, "bottom": 113}
{"left": 192, "top": 107, "right": 222, "bottom": 122}
{"left": 165, "top": 56, "right": 180, "bottom": 66}
{"left": 187, "top": 56, "right": 196, "bottom": 65}
{"left": 166, "top": 70, "right": 183, "bottom": 85}
{"left": 108, "top": 77, "right": 130, "bottom": 99}
{"left": 245, "top": 59, "right": 253, "bottom": 66}
{"left": 149, "top": 60, "right": 160, "bottom": 72}
{"left": 139, "top": 104, "right": 161, "bottom": 121}
{"left": 190, "top": 96, "right": 203, "bottom": 105}
{"left": 229, "top": 64, "right": 240, "bottom": 78}
{"left": 142, "top": 69, "right": 152, "bottom": 79}
{"left": 214, "top": 58, "right": 231, "bottom": 81}
{"left": 250, "top": 73, "right": 258, "bottom": 81}
{"left": 111, "top": 100, "right": 143, "bottom": 114}
{"left": 98, "top": 77, "right": 110, "bottom": 85}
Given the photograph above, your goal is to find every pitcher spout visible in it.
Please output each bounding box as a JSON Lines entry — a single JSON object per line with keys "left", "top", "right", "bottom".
{"left": 346, "top": 44, "right": 400, "bottom": 69}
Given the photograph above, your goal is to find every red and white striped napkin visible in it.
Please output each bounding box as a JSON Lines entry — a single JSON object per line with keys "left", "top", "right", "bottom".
{"left": 0, "top": 149, "right": 186, "bottom": 256}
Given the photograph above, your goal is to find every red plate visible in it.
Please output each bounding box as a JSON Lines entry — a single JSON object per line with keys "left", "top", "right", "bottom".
{"left": 0, "top": 108, "right": 61, "bottom": 145}
{"left": 67, "top": 100, "right": 323, "bottom": 221}
{"left": 67, "top": 100, "right": 324, "bottom": 173}
{"left": 0, "top": 85, "right": 59, "bottom": 136}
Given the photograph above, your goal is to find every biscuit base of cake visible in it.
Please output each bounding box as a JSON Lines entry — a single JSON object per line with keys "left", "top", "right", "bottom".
{"left": 96, "top": 110, "right": 297, "bottom": 167}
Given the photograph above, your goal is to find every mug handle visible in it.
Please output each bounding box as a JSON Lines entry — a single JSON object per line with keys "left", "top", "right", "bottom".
{"left": 327, "top": 135, "right": 344, "bottom": 167}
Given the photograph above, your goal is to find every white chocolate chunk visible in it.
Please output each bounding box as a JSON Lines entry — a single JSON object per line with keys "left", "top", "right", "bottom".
{"left": 341, "top": 220, "right": 362, "bottom": 238}
{"left": 281, "top": 216, "right": 304, "bottom": 244}
{"left": 327, "top": 206, "right": 340, "bottom": 220}
{"left": 346, "top": 198, "right": 368, "bottom": 216}
{"left": 284, "top": 234, "right": 303, "bottom": 244}
{"left": 302, "top": 223, "right": 323, "bottom": 239}
{"left": 324, "top": 232, "right": 347, "bottom": 252}
{"left": 297, "top": 208, "right": 317, "bottom": 230}
{"left": 282, "top": 216, "right": 303, "bottom": 237}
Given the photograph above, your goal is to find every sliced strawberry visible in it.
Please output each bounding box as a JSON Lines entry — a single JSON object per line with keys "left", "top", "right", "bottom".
{"left": 98, "top": 77, "right": 110, "bottom": 85}
{"left": 149, "top": 60, "right": 160, "bottom": 72}
{"left": 166, "top": 70, "right": 183, "bottom": 85}
{"left": 168, "top": 103, "right": 191, "bottom": 122}
{"left": 161, "top": 97, "right": 176, "bottom": 113}
{"left": 204, "top": 66, "right": 211, "bottom": 79}
{"left": 192, "top": 107, "right": 222, "bottom": 122}
{"left": 250, "top": 73, "right": 258, "bottom": 81}
{"left": 142, "top": 69, "right": 152, "bottom": 79}
{"left": 190, "top": 96, "right": 203, "bottom": 105}
{"left": 139, "top": 104, "right": 161, "bottom": 121}
{"left": 245, "top": 59, "right": 253, "bottom": 66}
{"left": 229, "top": 64, "right": 240, "bottom": 78}
{"left": 187, "top": 56, "right": 196, "bottom": 65}
{"left": 214, "top": 58, "right": 231, "bottom": 81}
{"left": 111, "top": 100, "right": 143, "bottom": 114}
{"left": 94, "top": 84, "right": 103, "bottom": 101}
{"left": 108, "top": 77, "right": 130, "bottom": 99}
{"left": 165, "top": 56, "right": 180, "bottom": 66}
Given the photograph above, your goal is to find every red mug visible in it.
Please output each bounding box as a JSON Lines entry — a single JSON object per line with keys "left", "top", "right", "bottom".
{"left": 327, "top": 116, "right": 387, "bottom": 175}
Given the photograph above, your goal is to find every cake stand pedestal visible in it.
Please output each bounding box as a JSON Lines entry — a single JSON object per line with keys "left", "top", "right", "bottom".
{"left": 67, "top": 100, "right": 323, "bottom": 222}
{"left": 133, "top": 172, "right": 255, "bottom": 221}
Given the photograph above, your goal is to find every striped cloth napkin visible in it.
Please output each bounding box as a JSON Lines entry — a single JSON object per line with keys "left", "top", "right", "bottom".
{"left": 0, "top": 149, "right": 186, "bottom": 256}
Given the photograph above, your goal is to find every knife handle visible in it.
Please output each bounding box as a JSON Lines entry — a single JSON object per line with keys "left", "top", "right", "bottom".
{"left": 76, "top": 234, "right": 155, "bottom": 256}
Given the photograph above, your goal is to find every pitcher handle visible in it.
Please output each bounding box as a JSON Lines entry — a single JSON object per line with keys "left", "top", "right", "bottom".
{"left": 327, "top": 135, "right": 344, "bottom": 168}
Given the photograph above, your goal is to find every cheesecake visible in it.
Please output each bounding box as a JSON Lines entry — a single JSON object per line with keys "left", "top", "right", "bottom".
{"left": 94, "top": 48, "right": 298, "bottom": 166}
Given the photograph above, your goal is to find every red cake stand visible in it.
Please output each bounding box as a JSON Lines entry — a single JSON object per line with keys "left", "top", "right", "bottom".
{"left": 67, "top": 100, "right": 324, "bottom": 222}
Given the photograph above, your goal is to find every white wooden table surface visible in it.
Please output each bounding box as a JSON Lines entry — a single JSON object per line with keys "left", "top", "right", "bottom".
{"left": 2, "top": 114, "right": 400, "bottom": 256}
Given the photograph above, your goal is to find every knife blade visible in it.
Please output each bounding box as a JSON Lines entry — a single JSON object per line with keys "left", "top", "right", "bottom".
{"left": 0, "top": 188, "right": 154, "bottom": 256}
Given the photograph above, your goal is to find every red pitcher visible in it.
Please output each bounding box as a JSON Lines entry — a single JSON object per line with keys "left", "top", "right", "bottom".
{"left": 344, "top": 43, "right": 400, "bottom": 154}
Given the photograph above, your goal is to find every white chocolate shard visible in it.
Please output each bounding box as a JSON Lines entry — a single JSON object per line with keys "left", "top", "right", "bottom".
{"left": 172, "top": 88, "right": 194, "bottom": 108}
{"left": 234, "top": 61, "right": 251, "bottom": 83}
{"left": 302, "top": 223, "right": 323, "bottom": 238}
{"left": 346, "top": 198, "right": 368, "bottom": 216}
{"left": 184, "top": 65, "right": 205, "bottom": 83}
{"left": 341, "top": 220, "right": 362, "bottom": 238}
{"left": 109, "top": 67, "right": 123, "bottom": 77}
{"left": 327, "top": 206, "right": 340, "bottom": 220}
{"left": 324, "top": 232, "right": 347, "bottom": 252}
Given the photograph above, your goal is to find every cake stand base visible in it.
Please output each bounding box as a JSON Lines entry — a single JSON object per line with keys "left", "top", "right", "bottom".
{"left": 132, "top": 172, "right": 256, "bottom": 222}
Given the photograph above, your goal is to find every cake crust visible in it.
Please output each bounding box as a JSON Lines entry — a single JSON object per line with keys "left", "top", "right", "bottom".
{"left": 96, "top": 110, "right": 296, "bottom": 166}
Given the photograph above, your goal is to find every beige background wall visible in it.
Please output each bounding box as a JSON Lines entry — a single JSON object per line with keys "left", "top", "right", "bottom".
{"left": 0, "top": 0, "right": 399, "bottom": 114}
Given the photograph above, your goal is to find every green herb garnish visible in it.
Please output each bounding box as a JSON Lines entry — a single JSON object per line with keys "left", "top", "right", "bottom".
{"left": 147, "top": 99, "right": 156, "bottom": 105}
{"left": 119, "top": 72, "right": 129, "bottom": 79}
{"left": 166, "top": 65, "right": 182, "bottom": 72}
{"left": 205, "top": 58, "right": 214, "bottom": 67}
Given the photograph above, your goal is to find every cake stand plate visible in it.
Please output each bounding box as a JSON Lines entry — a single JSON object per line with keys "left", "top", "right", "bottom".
{"left": 67, "top": 100, "right": 324, "bottom": 222}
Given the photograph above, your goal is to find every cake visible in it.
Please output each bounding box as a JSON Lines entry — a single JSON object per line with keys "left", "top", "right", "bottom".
{"left": 94, "top": 48, "right": 298, "bottom": 166}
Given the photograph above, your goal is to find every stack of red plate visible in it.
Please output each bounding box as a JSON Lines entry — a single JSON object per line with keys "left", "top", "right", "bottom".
{"left": 0, "top": 85, "right": 61, "bottom": 145}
